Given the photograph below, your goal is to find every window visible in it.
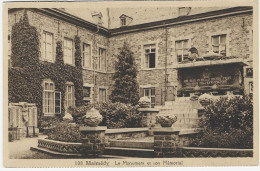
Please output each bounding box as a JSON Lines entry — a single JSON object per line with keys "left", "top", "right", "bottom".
{"left": 144, "top": 44, "right": 156, "bottom": 68}
{"left": 176, "top": 40, "right": 189, "bottom": 62}
{"left": 144, "top": 88, "right": 155, "bottom": 108}
{"left": 65, "top": 84, "right": 75, "bottom": 110}
{"left": 246, "top": 68, "right": 253, "bottom": 77}
{"left": 99, "top": 88, "right": 106, "bottom": 103}
{"left": 42, "top": 32, "right": 54, "bottom": 62}
{"left": 249, "top": 81, "right": 253, "bottom": 94}
{"left": 121, "top": 18, "right": 126, "bottom": 26}
{"left": 64, "top": 38, "right": 73, "bottom": 65}
{"left": 82, "top": 43, "right": 91, "bottom": 68}
{"left": 212, "top": 34, "right": 226, "bottom": 56}
{"left": 83, "top": 87, "right": 91, "bottom": 98}
{"left": 98, "top": 48, "right": 106, "bottom": 71}
{"left": 42, "top": 80, "right": 61, "bottom": 115}
{"left": 43, "top": 81, "right": 55, "bottom": 115}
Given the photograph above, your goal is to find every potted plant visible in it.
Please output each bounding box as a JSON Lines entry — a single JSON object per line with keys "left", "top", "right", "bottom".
{"left": 156, "top": 113, "right": 177, "bottom": 127}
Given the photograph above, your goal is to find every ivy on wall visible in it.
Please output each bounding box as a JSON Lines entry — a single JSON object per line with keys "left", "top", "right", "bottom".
{"left": 8, "top": 10, "right": 84, "bottom": 127}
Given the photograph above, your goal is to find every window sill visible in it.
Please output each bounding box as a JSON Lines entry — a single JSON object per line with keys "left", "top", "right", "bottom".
{"left": 43, "top": 114, "right": 55, "bottom": 117}
{"left": 40, "top": 59, "right": 55, "bottom": 63}
{"left": 140, "top": 68, "right": 159, "bottom": 71}
{"left": 82, "top": 68, "right": 107, "bottom": 74}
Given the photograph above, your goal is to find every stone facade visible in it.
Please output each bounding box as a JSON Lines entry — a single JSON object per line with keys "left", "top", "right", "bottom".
{"left": 8, "top": 7, "right": 253, "bottom": 110}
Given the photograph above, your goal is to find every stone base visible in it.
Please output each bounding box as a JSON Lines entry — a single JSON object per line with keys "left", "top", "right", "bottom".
{"left": 153, "top": 128, "right": 182, "bottom": 158}
{"left": 80, "top": 126, "right": 107, "bottom": 157}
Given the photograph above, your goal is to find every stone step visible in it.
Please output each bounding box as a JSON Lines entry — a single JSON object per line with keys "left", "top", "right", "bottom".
{"left": 109, "top": 140, "right": 153, "bottom": 149}
{"left": 30, "top": 147, "right": 83, "bottom": 158}
{"left": 104, "top": 147, "right": 155, "bottom": 158}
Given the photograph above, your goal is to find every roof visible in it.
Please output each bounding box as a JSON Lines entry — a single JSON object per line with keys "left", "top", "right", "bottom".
{"left": 8, "top": 7, "right": 252, "bottom": 37}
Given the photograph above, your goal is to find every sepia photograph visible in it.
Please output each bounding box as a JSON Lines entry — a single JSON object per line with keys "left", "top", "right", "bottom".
{"left": 2, "top": 0, "right": 259, "bottom": 168}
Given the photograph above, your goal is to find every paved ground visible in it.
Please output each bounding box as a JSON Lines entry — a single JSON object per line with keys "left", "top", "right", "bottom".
{"left": 8, "top": 135, "right": 62, "bottom": 159}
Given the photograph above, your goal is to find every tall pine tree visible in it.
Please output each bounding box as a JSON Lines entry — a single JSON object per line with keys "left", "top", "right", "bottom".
{"left": 110, "top": 42, "right": 139, "bottom": 105}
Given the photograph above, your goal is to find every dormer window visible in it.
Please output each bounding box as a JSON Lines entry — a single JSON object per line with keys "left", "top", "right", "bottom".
{"left": 121, "top": 18, "right": 126, "bottom": 26}
{"left": 119, "top": 14, "right": 133, "bottom": 27}
{"left": 178, "top": 7, "right": 191, "bottom": 17}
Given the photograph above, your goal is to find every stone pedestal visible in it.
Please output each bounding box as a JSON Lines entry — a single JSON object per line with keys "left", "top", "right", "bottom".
{"left": 138, "top": 108, "right": 159, "bottom": 127}
{"left": 79, "top": 126, "right": 107, "bottom": 157}
{"left": 153, "top": 128, "right": 182, "bottom": 158}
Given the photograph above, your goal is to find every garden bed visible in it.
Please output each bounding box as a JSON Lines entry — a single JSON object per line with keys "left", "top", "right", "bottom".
{"left": 38, "top": 138, "right": 83, "bottom": 154}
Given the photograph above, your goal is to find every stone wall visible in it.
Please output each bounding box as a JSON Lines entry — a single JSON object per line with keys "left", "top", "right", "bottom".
{"left": 108, "top": 13, "right": 253, "bottom": 101}
{"left": 8, "top": 9, "right": 253, "bottom": 104}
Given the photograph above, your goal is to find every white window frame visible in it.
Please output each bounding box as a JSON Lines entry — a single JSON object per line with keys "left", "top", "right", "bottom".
{"left": 64, "top": 37, "right": 74, "bottom": 65}
{"left": 98, "top": 47, "right": 107, "bottom": 72}
{"left": 144, "top": 44, "right": 156, "bottom": 69}
{"left": 42, "top": 31, "right": 54, "bottom": 62}
{"left": 65, "top": 83, "right": 75, "bottom": 110}
{"left": 175, "top": 39, "right": 189, "bottom": 62}
{"left": 211, "top": 34, "right": 227, "bottom": 56}
{"left": 207, "top": 30, "right": 231, "bottom": 56}
{"left": 141, "top": 41, "right": 158, "bottom": 70}
{"left": 42, "top": 80, "right": 55, "bottom": 116}
{"left": 82, "top": 42, "right": 92, "bottom": 69}
{"left": 143, "top": 87, "right": 156, "bottom": 108}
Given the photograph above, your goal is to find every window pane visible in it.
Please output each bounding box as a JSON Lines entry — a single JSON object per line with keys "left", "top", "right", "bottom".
{"left": 183, "top": 40, "right": 188, "bottom": 48}
{"left": 212, "top": 36, "right": 219, "bottom": 45}
{"left": 144, "top": 89, "right": 149, "bottom": 96}
{"left": 213, "top": 45, "right": 219, "bottom": 53}
{"left": 176, "top": 41, "right": 182, "bottom": 49}
{"left": 149, "top": 53, "right": 155, "bottom": 68}
{"left": 220, "top": 35, "right": 226, "bottom": 44}
{"left": 83, "top": 87, "right": 91, "bottom": 97}
{"left": 176, "top": 49, "right": 182, "bottom": 56}
{"left": 151, "top": 48, "right": 155, "bottom": 53}
{"left": 177, "top": 56, "right": 182, "bottom": 62}
{"left": 151, "top": 88, "right": 155, "bottom": 96}
{"left": 183, "top": 49, "right": 189, "bottom": 55}
{"left": 145, "top": 49, "right": 150, "bottom": 53}
{"left": 151, "top": 97, "right": 155, "bottom": 103}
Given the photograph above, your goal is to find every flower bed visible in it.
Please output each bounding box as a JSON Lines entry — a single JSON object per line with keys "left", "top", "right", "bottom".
{"left": 38, "top": 139, "right": 83, "bottom": 154}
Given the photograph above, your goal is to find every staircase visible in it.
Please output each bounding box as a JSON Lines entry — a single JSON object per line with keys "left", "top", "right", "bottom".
{"left": 103, "top": 138, "right": 154, "bottom": 158}
{"left": 158, "top": 99, "right": 203, "bottom": 129}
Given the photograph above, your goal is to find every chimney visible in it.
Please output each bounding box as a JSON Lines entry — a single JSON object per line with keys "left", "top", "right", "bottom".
{"left": 92, "top": 12, "right": 103, "bottom": 26}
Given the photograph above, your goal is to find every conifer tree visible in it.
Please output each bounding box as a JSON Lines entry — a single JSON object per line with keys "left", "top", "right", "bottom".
{"left": 110, "top": 42, "right": 139, "bottom": 105}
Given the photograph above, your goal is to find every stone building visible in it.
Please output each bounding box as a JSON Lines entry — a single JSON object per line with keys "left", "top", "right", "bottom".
{"left": 8, "top": 7, "right": 253, "bottom": 117}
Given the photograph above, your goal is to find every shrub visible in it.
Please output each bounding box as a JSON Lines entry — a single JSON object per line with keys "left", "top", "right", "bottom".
{"left": 47, "top": 121, "right": 82, "bottom": 143}
{"left": 190, "top": 95, "right": 253, "bottom": 149}
{"left": 70, "top": 102, "right": 142, "bottom": 128}
{"left": 99, "top": 102, "right": 142, "bottom": 128}
{"left": 39, "top": 117, "right": 62, "bottom": 130}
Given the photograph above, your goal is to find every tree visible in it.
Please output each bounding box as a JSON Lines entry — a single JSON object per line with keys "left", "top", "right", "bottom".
{"left": 110, "top": 42, "right": 139, "bottom": 105}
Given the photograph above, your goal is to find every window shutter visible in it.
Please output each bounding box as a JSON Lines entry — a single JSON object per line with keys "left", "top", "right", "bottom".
{"left": 54, "top": 91, "right": 61, "bottom": 114}
{"left": 139, "top": 87, "right": 144, "bottom": 98}
{"left": 155, "top": 87, "right": 162, "bottom": 106}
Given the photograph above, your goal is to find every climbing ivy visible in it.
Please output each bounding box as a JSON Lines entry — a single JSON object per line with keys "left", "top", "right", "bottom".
{"left": 8, "top": 10, "right": 84, "bottom": 128}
